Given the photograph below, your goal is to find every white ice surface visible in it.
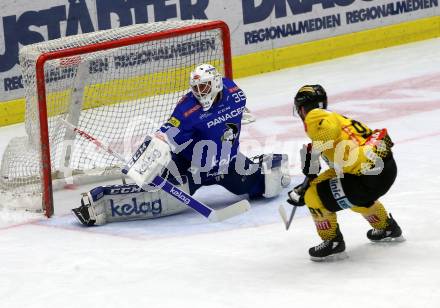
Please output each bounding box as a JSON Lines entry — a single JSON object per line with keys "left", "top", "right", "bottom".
{"left": 0, "top": 38, "right": 439, "bottom": 308}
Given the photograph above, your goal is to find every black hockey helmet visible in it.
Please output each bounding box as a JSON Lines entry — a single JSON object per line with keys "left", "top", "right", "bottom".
{"left": 294, "top": 85, "right": 327, "bottom": 120}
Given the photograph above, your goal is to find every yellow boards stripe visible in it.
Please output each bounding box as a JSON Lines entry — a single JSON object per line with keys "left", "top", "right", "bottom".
{"left": 0, "top": 98, "right": 25, "bottom": 126}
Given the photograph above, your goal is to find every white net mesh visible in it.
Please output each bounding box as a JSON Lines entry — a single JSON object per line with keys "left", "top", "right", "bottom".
{"left": 0, "top": 20, "right": 226, "bottom": 213}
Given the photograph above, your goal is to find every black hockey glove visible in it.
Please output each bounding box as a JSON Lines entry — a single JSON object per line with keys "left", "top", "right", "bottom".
{"left": 300, "top": 143, "right": 321, "bottom": 178}
{"left": 286, "top": 177, "right": 311, "bottom": 207}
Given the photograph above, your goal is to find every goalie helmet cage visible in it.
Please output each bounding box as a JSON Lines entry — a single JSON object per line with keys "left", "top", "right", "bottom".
{"left": 0, "top": 20, "right": 232, "bottom": 217}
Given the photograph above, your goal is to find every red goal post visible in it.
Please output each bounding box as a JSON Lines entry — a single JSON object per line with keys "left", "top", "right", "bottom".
{"left": 0, "top": 20, "right": 232, "bottom": 217}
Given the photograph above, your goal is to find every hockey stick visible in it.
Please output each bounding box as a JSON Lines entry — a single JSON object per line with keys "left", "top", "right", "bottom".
{"left": 278, "top": 177, "right": 311, "bottom": 230}
{"left": 278, "top": 203, "right": 297, "bottom": 230}
{"left": 60, "top": 119, "right": 250, "bottom": 222}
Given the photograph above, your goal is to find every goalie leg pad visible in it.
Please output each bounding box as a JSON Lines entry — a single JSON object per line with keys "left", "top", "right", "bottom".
{"left": 72, "top": 179, "right": 189, "bottom": 226}
{"left": 260, "top": 154, "right": 291, "bottom": 198}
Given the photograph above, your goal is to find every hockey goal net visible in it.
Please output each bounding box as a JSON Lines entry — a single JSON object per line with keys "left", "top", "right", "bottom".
{"left": 0, "top": 20, "right": 232, "bottom": 217}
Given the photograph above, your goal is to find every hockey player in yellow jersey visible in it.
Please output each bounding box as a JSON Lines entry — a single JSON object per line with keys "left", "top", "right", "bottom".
{"left": 288, "top": 85, "right": 404, "bottom": 261}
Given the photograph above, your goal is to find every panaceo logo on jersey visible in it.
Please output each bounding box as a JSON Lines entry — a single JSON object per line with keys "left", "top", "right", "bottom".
{"left": 110, "top": 198, "right": 162, "bottom": 217}
{"left": 207, "top": 106, "right": 245, "bottom": 128}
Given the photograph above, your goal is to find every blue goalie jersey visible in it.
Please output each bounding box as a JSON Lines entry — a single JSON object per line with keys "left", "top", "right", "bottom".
{"left": 159, "top": 77, "right": 247, "bottom": 175}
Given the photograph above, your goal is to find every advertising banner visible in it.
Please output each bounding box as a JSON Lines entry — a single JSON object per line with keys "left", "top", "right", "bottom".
{"left": 1, "top": 0, "right": 438, "bottom": 102}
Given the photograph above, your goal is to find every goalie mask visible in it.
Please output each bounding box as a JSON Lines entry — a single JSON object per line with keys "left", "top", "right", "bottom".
{"left": 294, "top": 84, "right": 327, "bottom": 120}
{"left": 190, "top": 64, "right": 223, "bottom": 111}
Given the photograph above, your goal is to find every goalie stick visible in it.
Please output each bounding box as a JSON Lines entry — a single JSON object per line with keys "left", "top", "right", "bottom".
{"left": 60, "top": 119, "right": 250, "bottom": 222}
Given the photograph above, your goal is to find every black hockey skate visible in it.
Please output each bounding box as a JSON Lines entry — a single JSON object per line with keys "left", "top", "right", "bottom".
{"left": 309, "top": 225, "right": 347, "bottom": 262}
{"left": 367, "top": 214, "right": 404, "bottom": 242}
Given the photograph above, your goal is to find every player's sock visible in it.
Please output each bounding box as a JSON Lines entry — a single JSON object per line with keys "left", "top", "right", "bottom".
{"left": 352, "top": 200, "right": 389, "bottom": 230}
{"left": 367, "top": 213, "right": 404, "bottom": 242}
{"left": 309, "top": 224, "right": 347, "bottom": 262}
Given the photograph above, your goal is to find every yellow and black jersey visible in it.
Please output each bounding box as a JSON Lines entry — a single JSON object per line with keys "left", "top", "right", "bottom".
{"left": 304, "top": 109, "right": 393, "bottom": 175}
